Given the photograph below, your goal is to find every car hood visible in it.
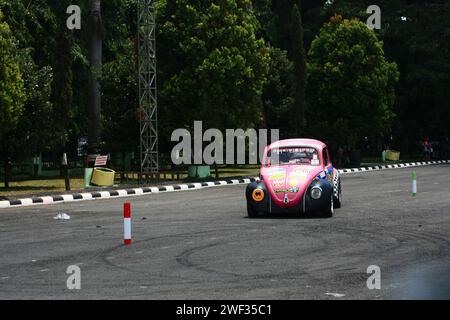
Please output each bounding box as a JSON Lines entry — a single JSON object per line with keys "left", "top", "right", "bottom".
{"left": 260, "top": 165, "right": 324, "bottom": 208}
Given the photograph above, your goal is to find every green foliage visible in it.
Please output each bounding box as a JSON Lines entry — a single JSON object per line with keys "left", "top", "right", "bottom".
{"left": 0, "top": 9, "right": 25, "bottom": 140}
{"left": 52, "top": 27, "right": 74, "bottom": 145}
{"left": 261, "top": 47, "right": 295, "bottom": 136}
{"left": 102, "top": 39, "right": 139, "bottom": 153}
{"left": 0, "top": 0, "right": 58, "bottom": 66}
{"left": 261, "top": 1, "right": 309, "bottom": 136}
{"left": 0, "top": 0, "right": 447, "bottom": 166}
{"left": 306, "top": 15, "right": 399, "bottom": 147}
{"left": 252, "top": 0, "right": 276, "bottom": 41}
{"left": 289, "top": 4, "right": 307, "bottom": 134}
{"left": 0, "top": 0, "right": 83, "bottom": 152}
{"left": 0, "top": 48, "right": 54, "bottom": 161}
{"left": 323, "top": 0, "right": 450, "bottom": 150}
{"left": 157, "top": 0, "right": 270, "bottom": 135}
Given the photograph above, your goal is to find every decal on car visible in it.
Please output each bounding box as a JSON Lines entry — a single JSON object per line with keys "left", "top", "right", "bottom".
{"left": 317, "top": 171, "right": 327, "bottom": 180}
{"left": 290, "top": 169, "right": 310, "bottom": 180}
{"left": 274, "top": 186, "right": 299, "bottom": 194}
{"left": 269, "top": 172, "right": 286, "bottom": 180}
{"left": 266, "top": 167, "right": 284, "bottom": 174}
{"left": 333, "top": 169, "right": 340, "bottom": 199}
{"left": 271, "top": 179, "right": 284, "bottom": 188}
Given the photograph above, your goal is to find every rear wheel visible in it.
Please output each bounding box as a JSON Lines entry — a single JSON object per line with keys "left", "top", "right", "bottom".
{"left": 247, "top": 204, "right": 258, "bottom": 218}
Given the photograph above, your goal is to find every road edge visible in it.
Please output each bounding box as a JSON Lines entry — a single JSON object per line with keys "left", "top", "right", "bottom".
{"left": 1, "top": 160, "right": 449, "bottom": 209}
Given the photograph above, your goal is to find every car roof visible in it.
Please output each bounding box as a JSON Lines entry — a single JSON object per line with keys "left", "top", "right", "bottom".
{"left": 268, "top": 138, "right": 326, "bottom": 150}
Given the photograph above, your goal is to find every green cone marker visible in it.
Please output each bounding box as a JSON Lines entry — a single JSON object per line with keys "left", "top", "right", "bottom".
{"left": 412, "top": 171, "right": 417, "bottom": 196}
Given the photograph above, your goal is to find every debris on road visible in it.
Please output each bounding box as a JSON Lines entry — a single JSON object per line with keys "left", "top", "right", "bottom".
{"left": 325, "top": 292, "right": 346, "bottom": 298}
{"left": 53, "top": 213, "right": 71, "bottom": 220}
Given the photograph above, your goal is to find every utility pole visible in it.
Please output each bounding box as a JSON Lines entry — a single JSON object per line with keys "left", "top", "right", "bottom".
{"left": 138, "top": 0, "right": 159, "bottom": 175}
{"left": 87, "top": 0, "right": 102, "bottom": 154}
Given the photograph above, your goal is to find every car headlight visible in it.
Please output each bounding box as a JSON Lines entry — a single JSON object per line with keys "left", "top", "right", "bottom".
{"left": 311, "top": 186, "right": 322, "bottom": 199}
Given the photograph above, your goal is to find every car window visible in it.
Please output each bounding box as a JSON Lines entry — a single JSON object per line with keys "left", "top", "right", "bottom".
{"left": 266, "top": 147, "right": 320, "bottom": 166}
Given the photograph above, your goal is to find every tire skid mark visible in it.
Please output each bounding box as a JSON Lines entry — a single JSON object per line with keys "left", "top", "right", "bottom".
{"left": 93, "top": 221, "right": 449, "bottom": 286}
{"left": 98, "top": 228, "right": 245, "bottom": 281}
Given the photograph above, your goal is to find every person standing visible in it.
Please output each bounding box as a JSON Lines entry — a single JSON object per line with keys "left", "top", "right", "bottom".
{"left": 423, "top": 137, "right": 431, "bottom": 161}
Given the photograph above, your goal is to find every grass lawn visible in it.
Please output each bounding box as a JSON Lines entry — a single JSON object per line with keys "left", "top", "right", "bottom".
{"left": 217, "top": 166, "right": 259, "bottom": 177}
{"left": 0, "top": 178, "right": 85, "bottom": 198}
{"left": 2, "top": 159, "right": 427, "bottom": 198}
{"left": 0, "top": 166, "right": 260, "bottom": 198}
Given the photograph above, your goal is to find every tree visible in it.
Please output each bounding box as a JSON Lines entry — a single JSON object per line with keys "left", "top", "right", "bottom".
{"left": 263, "top": 1, "right": 308, "bottom": 136}
{"left": 261, "top": 47, "right": 296, "bottom": 137}
{"left": 306, "top": 15, "right": 399, "bottom": 151}
{"left": 323, "top": 0, "right": 450, "bottom": 155}
{"left": 102, "top": 40, "right": 139, "bottom": 156}
{"left": 157, "top": 0, "right": 270, "bottom": 142}
{"left": 0, "top": 9, "right": 26, "bottom": 188}
{"left": 252, "top": 0, "right": 276, "bottom": 41}
{"left": 290, "top": 4, "right": 307, "bottom": 134}
{"left": 0, "top": 9, "right": 25, "bottom": 139}
{"left": 50, "top": 1, "right": 75, "bottom": 151}
{"left": 1, "top": 0, "right": 88, "bottom": 155}
{"left": 0, "top": 49, "right": 54, "bottom": 169}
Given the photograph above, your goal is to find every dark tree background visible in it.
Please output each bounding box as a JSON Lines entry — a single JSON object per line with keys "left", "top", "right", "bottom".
{"left": 0, "top": 0, "right": 449, "bottom": 184}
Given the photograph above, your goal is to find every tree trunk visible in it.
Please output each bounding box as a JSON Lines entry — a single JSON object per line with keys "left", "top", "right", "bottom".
{"left": 87, "top": 0, "right": 103, "bottom": 153}
{"left": 3, "top": 158, "right": 11, "bottom": 189}
{"left": 62, "top": 153, "right": 71, "bottom": 191}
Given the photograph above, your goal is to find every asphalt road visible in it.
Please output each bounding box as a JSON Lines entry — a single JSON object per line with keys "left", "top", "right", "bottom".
{"left": 0, "top": 165, "right": 449, "bottom": 299}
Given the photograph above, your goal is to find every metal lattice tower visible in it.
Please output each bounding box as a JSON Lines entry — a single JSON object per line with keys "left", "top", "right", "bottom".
{"left": 138, "top": 0, "right": 158, "bottom": 173}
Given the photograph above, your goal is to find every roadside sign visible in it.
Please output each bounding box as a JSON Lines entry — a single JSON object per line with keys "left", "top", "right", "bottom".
{"left": 95, "top": 156, "right": 108, "bottom": 166}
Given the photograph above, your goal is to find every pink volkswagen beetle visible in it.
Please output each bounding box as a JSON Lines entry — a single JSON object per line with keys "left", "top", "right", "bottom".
{"left": 245, "top": 139, "right": 342, "bottom": 217}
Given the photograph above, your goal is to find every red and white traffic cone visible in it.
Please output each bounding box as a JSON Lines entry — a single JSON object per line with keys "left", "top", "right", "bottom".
{"left": 123, "top": 203, "right": 132, "bottom": 245}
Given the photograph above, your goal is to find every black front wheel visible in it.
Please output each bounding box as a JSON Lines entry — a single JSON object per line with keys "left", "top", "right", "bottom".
{"left": 247, "top": 204, "right": 258, "bottom": 218}
{"left": 322, "top": 195, "right": 334, "bottom": 218}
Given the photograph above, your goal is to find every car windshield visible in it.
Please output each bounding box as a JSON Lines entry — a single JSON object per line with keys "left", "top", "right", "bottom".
{"left": 265, "top": 147, "right": 320, "bottom": 166}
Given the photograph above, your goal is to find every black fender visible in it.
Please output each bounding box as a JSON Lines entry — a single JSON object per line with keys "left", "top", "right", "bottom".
{"left": 246, "top": 180, "right": 270, "bottom": 213}
{"left": 304, "top": 179, "right": 334, "bottom": 213}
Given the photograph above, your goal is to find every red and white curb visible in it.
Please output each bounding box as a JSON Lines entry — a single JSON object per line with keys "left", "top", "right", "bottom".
{"left": 0, "top": 178, "right": 256, "bottom": 209}
{"left": 0, "top": 160, "right": 448, "bottom": 209}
